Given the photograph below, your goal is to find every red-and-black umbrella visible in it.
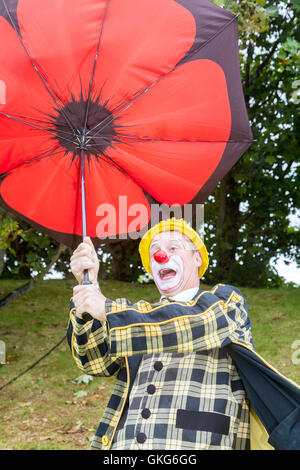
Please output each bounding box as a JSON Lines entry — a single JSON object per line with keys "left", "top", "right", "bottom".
{"left": 0, "top": 0, "right": 252, "bottom": 249}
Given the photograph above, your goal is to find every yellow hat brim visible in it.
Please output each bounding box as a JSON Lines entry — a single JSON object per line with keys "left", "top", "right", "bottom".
{"left": 139, "top": 218, "right": 209, "bottom": 279}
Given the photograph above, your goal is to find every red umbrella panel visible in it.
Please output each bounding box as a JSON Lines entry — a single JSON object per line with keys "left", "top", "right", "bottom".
{"left": 0, "top": 0, "right": 253, "bottom": 249}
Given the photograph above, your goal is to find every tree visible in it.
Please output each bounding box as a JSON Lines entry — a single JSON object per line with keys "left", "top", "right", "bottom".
{"left": 203, "top": 0, "right": 300, "bottom": 287}
{"left": 0, "top": 209, "right": 66, "bottom": 280}
{"left": 99, "top": 239, "right": 145, "bottom": 282}
{"left": 0, "top": 209, "right": 24, "bottom": 277}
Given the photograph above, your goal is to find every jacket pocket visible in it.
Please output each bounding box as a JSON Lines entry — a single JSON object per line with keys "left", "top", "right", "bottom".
{"left": 176, "top": 409, "right": 230, "bottom": 435}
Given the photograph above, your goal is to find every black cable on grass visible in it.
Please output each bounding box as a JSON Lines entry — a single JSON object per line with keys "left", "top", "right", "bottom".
{"left": 0, "top": 281, "right": 32, "bottom": 310}
{"left": 0, "top": 335, "right": 66, "bottom": 392}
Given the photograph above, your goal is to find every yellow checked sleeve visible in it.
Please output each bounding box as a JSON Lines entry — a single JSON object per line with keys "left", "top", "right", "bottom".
{"left": 105, "top": 286, "right": 253, "bottom": 358}
{"left": 67, "top": 300, "right": 124, "bottom": 377}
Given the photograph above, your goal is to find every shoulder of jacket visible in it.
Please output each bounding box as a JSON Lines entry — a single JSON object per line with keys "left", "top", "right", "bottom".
{"left": 210, "top": 284, "right": 244, "bottom": 302}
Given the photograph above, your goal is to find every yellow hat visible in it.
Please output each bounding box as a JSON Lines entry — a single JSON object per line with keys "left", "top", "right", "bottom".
{"left": 139, "top": 217, "right": 209, "bottom": 279}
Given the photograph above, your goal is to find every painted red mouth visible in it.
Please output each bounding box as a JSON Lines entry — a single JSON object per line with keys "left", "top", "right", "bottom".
{"left": 159, "top": 268, "right": 177, "bottom": 280}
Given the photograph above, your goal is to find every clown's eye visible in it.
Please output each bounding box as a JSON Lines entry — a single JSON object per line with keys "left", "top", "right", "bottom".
{"left": 169, "top": 245, "right": 180, "bottom": 252}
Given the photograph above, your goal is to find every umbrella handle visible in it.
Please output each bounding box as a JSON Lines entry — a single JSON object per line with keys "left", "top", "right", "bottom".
{"left": 81, "top": 269, "right": 93, "bottom": 321}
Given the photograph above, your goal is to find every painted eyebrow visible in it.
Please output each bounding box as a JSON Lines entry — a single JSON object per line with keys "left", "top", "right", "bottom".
{"left": 150, "top": 242, "right": 160, "bottom": 250}
{"left": 150, "top": 239, "right": 184, "bottom": 250}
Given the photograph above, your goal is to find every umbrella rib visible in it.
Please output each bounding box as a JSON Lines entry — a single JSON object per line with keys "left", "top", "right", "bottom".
{"left": 89, "top": 133, "right": 254, "bottom": 144}
{"left": 19, "top": 113, "right": 75, "bottom": 136}
{"left": 82, "top": 0, "right": 110, "bottom": 137}
{"left": 0, "top": 146, "right": 65, "bottom": 177}
{"left": 0, "top": 111, "right": 77, "bottom": 146}
{"left": 86, "top": 143, "right": 130, "bottom": 176}
{"left": 85, "top": 95, "right": 129, "bottom": 139}
{"left": 86, "top": 14, "right": 239, "bottom": 142}
{"left": 115, "top": 137, "right": 254, "bottom": 144}
{"left": 1, "top": 0, "right": 80, "bottom": 144}
{"left": 85, "top": 92, "right": 140, "bottom": 143}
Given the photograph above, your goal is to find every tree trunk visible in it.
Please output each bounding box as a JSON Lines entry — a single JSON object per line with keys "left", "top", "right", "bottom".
{"left": 215, "top": 175, "right": 241, "bottom": 279}
{"left": 0, "top": 248, "right": 5, "bottom": 277}
{"left": 35, "top": 243, "right": 67, "bottom": 280}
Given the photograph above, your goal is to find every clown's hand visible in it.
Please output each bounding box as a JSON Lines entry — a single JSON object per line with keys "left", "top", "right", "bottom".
{"left": 70, "top": 237, "right": 99, "bottom": 285}
{"left": 72, "top": 284, "right": 106, "bottom": 322}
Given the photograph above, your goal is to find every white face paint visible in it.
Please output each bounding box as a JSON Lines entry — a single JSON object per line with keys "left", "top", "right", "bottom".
{"left": 151, "top": 254, "right": 184, "bottom": 293}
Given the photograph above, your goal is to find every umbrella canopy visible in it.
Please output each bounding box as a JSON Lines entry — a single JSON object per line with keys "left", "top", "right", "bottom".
{"left": 0, "top": 0, "right": 252, "bottom": 249}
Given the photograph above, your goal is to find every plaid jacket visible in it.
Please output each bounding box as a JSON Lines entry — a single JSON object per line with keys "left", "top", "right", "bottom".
{"left": 67, "top": 283, "right": 256, "bottom": 450}
{"left": 110, "top": 350, "right": 251, "bottom": 450}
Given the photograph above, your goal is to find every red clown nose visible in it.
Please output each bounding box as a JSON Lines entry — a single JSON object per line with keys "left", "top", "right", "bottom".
{"left": 153, "top": 250, "right": 169, "bottom": 263}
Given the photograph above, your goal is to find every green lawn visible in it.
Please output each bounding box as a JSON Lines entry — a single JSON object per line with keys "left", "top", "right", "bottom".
{"left": 0, "top": 279, "right": 299, "bottom": 450}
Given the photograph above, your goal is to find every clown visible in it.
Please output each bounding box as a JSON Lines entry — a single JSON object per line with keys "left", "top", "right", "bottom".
{"left": 67, "top": 218, "right": 300, "bottom": 450}
{"left": 147, "top": 231, "right": 203, "bottom": 297}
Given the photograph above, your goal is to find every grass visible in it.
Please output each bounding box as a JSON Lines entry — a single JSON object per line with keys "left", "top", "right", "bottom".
{"left": 0, "top": 279, "right": 299, "bottom": 450}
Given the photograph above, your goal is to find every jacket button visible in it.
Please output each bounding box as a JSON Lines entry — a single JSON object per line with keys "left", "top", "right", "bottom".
{"left": 102, "top": 435, "right": 109, "bottom": 446}
{"left": 136, "top": 432, "right": 147, "bottom": 444}
{"left": 141, "top": 408, "right": 151, "bottom": 419}
{"left": 147, "top": 384, "right": 156, "bottom": 394}
{"left": 154, "top": 361, "right": 163, "bottom": 371}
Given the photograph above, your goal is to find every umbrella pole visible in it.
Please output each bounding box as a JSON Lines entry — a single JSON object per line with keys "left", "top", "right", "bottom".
{"left": 80, "top": 147, "right": 93, "bottom": 321}
{"left": 80, "top": 148, "right": 90, "bottom": 285}
{"left": 81, "top": 152, "right": 88, "bottom": 242}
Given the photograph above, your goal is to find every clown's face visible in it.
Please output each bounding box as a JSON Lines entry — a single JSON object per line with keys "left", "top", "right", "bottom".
{"left": 149, "top": 231, "right": 202, "bottom": 297}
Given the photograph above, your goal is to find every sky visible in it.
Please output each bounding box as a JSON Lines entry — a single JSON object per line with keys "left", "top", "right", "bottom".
{"left": 276, "top": 211, "right": 300, "bottom": 286}
{"left": 272, "top": 257, "right": 300, "bottom": 286}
